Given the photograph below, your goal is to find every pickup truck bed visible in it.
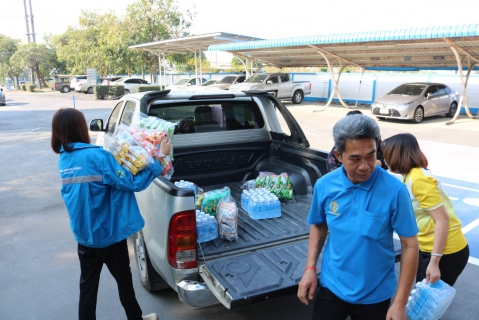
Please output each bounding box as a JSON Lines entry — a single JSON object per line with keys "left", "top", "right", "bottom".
{"left": 199, "top": 183, "right": 311, "bottom": 259}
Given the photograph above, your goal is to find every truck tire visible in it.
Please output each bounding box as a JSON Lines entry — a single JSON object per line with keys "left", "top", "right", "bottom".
{"left": 61, "top": 86, "right": 70, "bottom": 93}
{"left": 87, "top": 87, "right": 93, "bottom": 94}
{"left": 133, "top": 231, "right": 169, "bottom": 291}
{"left": 292, "top": 90, "right": 303, "bottom": 104}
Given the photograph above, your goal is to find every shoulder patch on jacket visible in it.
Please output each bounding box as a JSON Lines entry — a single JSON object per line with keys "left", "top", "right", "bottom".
{"left": 116, "top": 169, "right": 125, "bottom": 178}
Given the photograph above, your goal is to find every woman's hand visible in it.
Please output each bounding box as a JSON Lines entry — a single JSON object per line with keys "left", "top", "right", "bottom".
{"left": 426, "top": 260, "right": 441, "bottom": 284}
{"left": 159, "top": 137, "right": 171, "bottom": 156}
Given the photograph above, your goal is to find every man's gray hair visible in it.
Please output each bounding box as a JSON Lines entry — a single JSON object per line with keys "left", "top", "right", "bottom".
{"left": 333, "top": 114, "right": 381, "bottom": 154}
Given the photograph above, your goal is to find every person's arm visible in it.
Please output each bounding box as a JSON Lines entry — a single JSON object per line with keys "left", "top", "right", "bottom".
{"left": 297, "top": 223, "right": 328, "bottom": 305}
{"left": 386, "top": 235, "right": 419, "bottom": 320}
{"left": 425, "top": 205, "right": 449, "bottom": 284}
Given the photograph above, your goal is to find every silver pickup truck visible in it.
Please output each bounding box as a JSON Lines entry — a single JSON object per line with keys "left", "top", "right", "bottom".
{"left": 228, "top": 73, "right": 311, "bottom": 104}
{"left": 89, "top": 90, "right": 401, "bottom": 310}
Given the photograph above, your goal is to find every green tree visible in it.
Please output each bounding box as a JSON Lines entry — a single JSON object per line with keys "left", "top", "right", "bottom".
{"left": 10, "top": 42, "right": 55, "bottom": 88}
{"left": 0, "top": 35, "right": 21, "bottom": 83}
{"left": 126, "top": 0, "right": 195, "bottom": 82}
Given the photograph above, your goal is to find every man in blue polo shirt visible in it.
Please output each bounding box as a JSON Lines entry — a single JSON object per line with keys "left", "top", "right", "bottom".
{"left": 297, "top": 114, "right": 419, "bottom": 320}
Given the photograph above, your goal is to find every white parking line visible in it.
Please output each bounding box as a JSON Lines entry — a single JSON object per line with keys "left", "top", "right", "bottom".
{"left": 468, "top": 256, "right": 479, "bottom": 267}
{"left": 22, "top": 127, "right": 42, "bottom": 134}
{"left": 442, "top": 183, "right": 479, "bottom": 193}
{"left": 462, "top": 218, "right": 479, "bottom": 234}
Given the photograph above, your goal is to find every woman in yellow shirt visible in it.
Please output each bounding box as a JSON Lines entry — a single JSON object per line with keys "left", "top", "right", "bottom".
{"left": 382, "top": 133, "right": 469, "bottom": 286}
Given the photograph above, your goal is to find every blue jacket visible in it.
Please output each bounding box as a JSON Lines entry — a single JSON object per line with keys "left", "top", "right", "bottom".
{"left": 58, "top": 142, "right": 162, "bottom": 248}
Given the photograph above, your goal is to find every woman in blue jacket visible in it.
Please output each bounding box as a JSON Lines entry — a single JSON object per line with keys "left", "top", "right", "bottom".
{"left": 51, "top": 108, "right": 169, "bottom": 320}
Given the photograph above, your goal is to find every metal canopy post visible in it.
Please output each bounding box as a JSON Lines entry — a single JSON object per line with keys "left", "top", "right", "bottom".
{"left": 163, "top": 52, "right": 167, "bottom": 87}
{"left": 158, "top": 52, "right": 162, "bottom": 87}
{"left": 194, "top": 49, "right": 198, "bottom": 80}
{"left": 233, "top": 55, "right": 250, "bottom": 78}
{"left": 444, "top": 38, "right": 478, "bottom": 125}
{"left": 199, "top": 47, "right": 203, "bottom": 83}
{"left": 312, "top": 51, "right": 349, "bottom": 112}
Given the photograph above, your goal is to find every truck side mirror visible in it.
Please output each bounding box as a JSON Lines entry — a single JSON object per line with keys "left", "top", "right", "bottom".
{"left": 89, "top": 119, "right": 104, "bottom": 132}
{"left": 187, "top": 83, "right": 192, "bottom": 86}
{"left": 427, "top": 93, "right": 432, "bottom": 99}
{"left": 266, "top": 80, "right": 273, "bottom": 85}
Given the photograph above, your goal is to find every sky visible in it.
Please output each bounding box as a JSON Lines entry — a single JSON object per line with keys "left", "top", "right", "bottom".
{"left": 1, "top": 0, "right": 479, "bottom": 64}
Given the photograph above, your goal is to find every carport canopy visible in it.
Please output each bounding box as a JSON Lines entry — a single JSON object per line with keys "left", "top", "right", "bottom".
{"left": 208, "top": 24, "right": 479, "bottom": 124}
{"left": 129, "top": 32, "right": 263, "bottom": 86}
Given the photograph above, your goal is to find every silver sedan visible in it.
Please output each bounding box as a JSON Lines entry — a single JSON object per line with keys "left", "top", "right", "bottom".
{"left": 371, "top": 82, "right": 459, "bottom": 123}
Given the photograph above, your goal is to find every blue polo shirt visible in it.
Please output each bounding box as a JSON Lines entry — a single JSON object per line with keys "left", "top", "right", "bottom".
{"left": 308, "top": 166, "right": 418, "bottom": 304}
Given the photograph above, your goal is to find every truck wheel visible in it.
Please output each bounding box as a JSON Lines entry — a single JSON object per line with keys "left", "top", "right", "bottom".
{"left": 87, "top": 87, "right": 93, "bottom": 94}
{"left": 133, "top": 231, "right": 169, "bottom": 291}
{"left": 61, "top": 86, "right": 70, "bottom": 93}
{"left": 292, "top": 90, "right": 303, "bottom": 104}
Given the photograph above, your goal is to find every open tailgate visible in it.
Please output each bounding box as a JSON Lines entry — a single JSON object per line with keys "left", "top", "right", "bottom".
{"left": 199, "top": 240, "right": 316, "bottom": 309}
{"left": 199, "top": 239, "right": 403, "bottom": 309}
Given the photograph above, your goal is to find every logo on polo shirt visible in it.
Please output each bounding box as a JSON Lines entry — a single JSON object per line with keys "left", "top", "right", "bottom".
{"left": 116, "top": 170, "right": 125, "bottom": 178}
{"left": 328, "top": 201, "right": 340, "bottom": 216}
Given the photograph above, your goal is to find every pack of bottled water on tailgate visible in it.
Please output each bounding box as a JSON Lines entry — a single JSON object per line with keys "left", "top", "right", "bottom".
{"left": 406, "top": 279, "right": 456, "bottom": 320}
{"left": 195, "top": 210, "right": 218, "bottom": 243}
{"left": 241, "top": 188, "right": 281, "bottom": 219}
{"left": 174, "top": 180, "right": 197, "bottom": 202}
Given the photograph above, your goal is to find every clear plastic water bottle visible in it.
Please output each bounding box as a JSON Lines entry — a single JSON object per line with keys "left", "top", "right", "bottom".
{"left": 196, "top": 218, "right": 203, "bottom": 243}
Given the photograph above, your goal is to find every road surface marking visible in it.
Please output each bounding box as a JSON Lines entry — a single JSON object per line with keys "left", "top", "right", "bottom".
{"left": 463, "top": 198, "right": 479, "bottom": 207}
{"left": 442, "top": 183, "right": 479, "bottom": 193}
{"left": 468, "top": 256, "right": 479, "bottom": 267}
{"left": 462, "top": 218, "right": 479, "bottom": 234}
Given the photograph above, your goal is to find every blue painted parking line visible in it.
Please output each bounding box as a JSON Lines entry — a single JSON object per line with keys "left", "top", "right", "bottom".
{"left": 437, "top": 176, "right": 479, "bottom": 266}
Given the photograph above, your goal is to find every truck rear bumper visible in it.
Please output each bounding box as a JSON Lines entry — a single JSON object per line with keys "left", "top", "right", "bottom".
{"left": 177, "top": 280, "right": 218, "bottom": 308}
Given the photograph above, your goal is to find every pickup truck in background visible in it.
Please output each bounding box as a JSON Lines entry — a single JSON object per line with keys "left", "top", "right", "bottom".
{"left": 229, "top": 73, "right": 311, "bottom": 104}
{"left": 89, "top": 90, "right": 401, "bottom": 310}
{"left": 52, "top": 75, "right": 72, "bottom": 93}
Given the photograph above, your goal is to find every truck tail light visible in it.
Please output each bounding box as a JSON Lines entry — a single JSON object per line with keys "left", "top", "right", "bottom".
{"left": 168, "top": 210, "right": 197, "bottom": 269}
{"left": 78, "top": 83, "right": 82, "bottom": 87}
{"left": 309, "top": 82, "right": 312, "bottom": 90}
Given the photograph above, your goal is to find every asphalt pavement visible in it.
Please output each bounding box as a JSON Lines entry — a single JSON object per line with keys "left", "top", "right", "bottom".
{"left": 1, "top": 90, "right": 478, "bottom": 319}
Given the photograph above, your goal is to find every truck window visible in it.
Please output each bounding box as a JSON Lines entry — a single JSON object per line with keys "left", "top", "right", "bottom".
{"left": 148, "top": 101, "right": 264, "bottom": 134}
{"left": 107, "top": 101, "right": 124, "bottom": 134}
{"left": 120, "top": 101, "right": 138, "bottom": 126}
{"left": 279, "top": 75, "right": 289, "bottom": 82}
{"left": 269, "top": 76, "right": 279, "bottom": 84}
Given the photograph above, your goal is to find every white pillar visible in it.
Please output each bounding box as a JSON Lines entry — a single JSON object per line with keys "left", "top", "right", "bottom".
{"left": 446, "top": 46, "right": 478, "bottom": 125}
{"left": 313, "top": 50, "right": 349, "bottom": 112}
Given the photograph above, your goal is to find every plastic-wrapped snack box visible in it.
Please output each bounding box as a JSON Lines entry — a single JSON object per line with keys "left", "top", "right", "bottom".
{"left": 217, "top": 196, "right": 238, "bottom": 241}
{"left": 254, "top": 172, "right": 295, "bottom": 201}
{"left": 103, "top": 134, "right": 152, "bottom": 175}
{"left": 201, "top": 187, "right": 231, "bottom": 217}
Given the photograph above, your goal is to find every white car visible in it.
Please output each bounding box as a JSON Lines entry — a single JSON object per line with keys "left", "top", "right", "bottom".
{"left": 166, "top": 77, "right": 207, "bottom": 90}
{"left": 70, "top": 75, "right": 87, "bottom": 92}
{"left": 111, "top": 77, "right": 157, "bottom": 94}
{"left": 209, "top": 74, "right": 246, "bottom": 90}
{"left": 201, "top": 79, "right": 219, "bottom": 86}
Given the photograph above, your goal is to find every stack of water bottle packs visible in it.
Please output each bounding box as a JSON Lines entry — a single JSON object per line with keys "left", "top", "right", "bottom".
{"left": 174, "top": 180, "right": 198, "bottom": 203}
{"left": 195, "top": 210, "right": 219, "bottom": 243}
{"left": 241, "top": 188, "right": 281, "bottom": 219}
{"left": 406, "top": 279, "right": 456, "bottom": 320}
{"left": 175, "top": 181, "right": 238, "bottom": 243}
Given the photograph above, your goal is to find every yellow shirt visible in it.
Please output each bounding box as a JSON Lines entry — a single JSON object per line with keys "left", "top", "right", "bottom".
{"left": 403, "top": 168, "right": 467, "bottom": 254}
